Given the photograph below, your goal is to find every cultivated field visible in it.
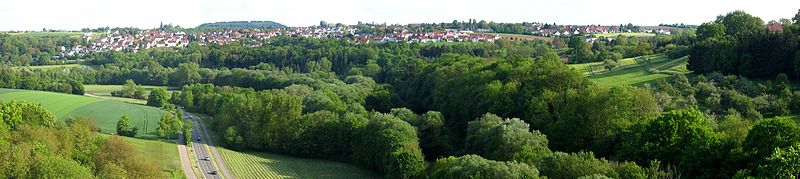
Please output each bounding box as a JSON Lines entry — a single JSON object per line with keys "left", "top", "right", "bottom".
{"left": 219, "top": 148, "right": 377, "bottom": 179}
{"left": 492, "top": 33, "right": 555, "bottom": 42}
{"left": 8, "top": 31, "right": 84, "bottom": 38}
{"left": 11, "top": 64, "right": 84, "bottom": 70}
{"left": 7, "top": 31, "right": 105, "bottom": 39}
{"left": 0, "top": 88, "right": 163, "bottom": 138}
{"left": 594, "top": 32, "right": 656, "bottom": 38}
{"left": 193, "top": 114, "right": 377, "bottom": 178}
{"left": 112, "top": 134, "right": 185, "bottom": 179}
{"left": 569, "top": 55, "right": 690, "bottom": 86}
{"left": 85, "top": 85, "right": 176, "bottom": 104}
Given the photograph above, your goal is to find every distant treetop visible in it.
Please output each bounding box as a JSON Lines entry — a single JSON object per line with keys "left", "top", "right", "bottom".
{"left": 197, "top": 21, "right": 286, "bottom": 29}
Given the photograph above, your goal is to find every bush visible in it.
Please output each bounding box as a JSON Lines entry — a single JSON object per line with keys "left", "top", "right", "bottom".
{"left": 537, "top": 152, "right": 617, "bottom": 179}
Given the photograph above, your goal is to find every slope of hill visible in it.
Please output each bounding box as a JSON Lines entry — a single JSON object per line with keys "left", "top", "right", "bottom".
{"left": 0, "top": 88, "right": 163, "bottom": 138}
{"left": 197, "top": 21, "right": 286, "bottom": 29}
{"left": 569, "top": 54, "right": 690, "bottom": 86}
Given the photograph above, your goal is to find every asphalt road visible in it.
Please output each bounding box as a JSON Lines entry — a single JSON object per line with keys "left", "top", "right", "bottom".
{"left": 186, "top": 113, "right": 225, "bottom": 179}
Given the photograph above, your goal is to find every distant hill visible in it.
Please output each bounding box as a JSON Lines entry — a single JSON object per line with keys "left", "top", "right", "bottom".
{"left": 197, "top": 21, "right": 286, "bottom": 29}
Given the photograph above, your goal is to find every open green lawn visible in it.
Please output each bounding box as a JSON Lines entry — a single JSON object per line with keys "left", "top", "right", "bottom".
{"left": 104, "top": 134, "right": 184, "bottom": 179}
{"left": 594, "top": 32, "right": 656, "bottom": 38}
{"left": 0, "top": 88, "right": 163, "bottom": 138}
{"left": 570, "top": 55, "right": 690, "bottom": 86}
{"left": 195, "top": 114, "right": 377, "bottom": 178}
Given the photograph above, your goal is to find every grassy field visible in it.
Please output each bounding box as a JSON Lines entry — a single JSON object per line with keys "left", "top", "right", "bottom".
{"left": 85, "top": 85, "right": 176, "bottom": 105}
{"left": 108, "top": 134, "right": 184, "bottom": 179}
{"left": 194, "top": 114, "right": 377, "bottom": 178}
{"left": 0, "top": 88, "right": 163, "bottom": 138}
{"left": 491, "top": 33, "right": 554, "bottom": 42}
{"left": 8, "top": 31, "right": 85, "bottom": 38}
{"left": 568, "top": 55, "right": 690, "bottom": 86}
{"left": 11, "top": 64, "right": 84, "bottom": 70}
{"left": 594, "top": 32, "right": 656, "bottom": 38}
{"left": 568, "top": 55, "right": 654, "bottom": 75}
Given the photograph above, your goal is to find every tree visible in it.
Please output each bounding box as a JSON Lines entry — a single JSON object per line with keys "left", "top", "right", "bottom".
{"left": 465, "top": 113, "right": 550, "bottom": 161}
{"left": 757, "top": 143, "right": 800, "bottom": 178}
{"left": 537, "top": 152, "right": 618, "bottom": 179}
{"left": 112, "top": 79, "right": 145, "bottom": 99}
{"left": 172, "top": 62, "right": 201, "bottom": 86}
{"left": 67, "top": 80, "right": 84, "bottom": 95}
{"left": 794, "top": 9, "right": 800, "bottom": 25}
{"left": 696, "top": 22, "right": 726, "bottom": 40}
{"left": 715, "top": 10, "right": 764, "bottom": 37}
{"left": 616, "top": 109, "right": 726, "bottom": 177}
{"left": 743, "top": 117, "right": 800, "bottom": 167}
{"left": 146, "top": 88, "right": 169, "bottom": 107}
{"left": 156, "top": 112, "right": 182, "bottom": 139}
{"left": 116, "top": 115, "right": 138, "bottom": 137}
{"left": 430, "top": 154, "right": 540, "bottom": 178}
{"left": 224, "top": 126, "right": 244, "bottom": 150}
{"left": 352, "top": 112, "right": 425, "bottom": 178}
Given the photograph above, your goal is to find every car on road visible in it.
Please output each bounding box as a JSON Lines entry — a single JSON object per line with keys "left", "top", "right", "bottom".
{"left": 196, "top": 137, "right": 201, "bottom": 141}
{"left": 204, "top": 156, "right": 211, "bottom": 161}
{"left": 208, "top": 170, "right": 217, "bottom": 175}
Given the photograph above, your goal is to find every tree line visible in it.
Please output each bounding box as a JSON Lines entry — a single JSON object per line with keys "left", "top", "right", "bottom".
{"left": 689, "top": 10, "right": 800, "bottom": 79}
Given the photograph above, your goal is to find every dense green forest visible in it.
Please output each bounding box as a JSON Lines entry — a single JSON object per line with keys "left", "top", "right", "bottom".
{"left": 690, "top": 10, "right": 800, "bottom": 79}
{"left": 0, "top": 34, "right": 83, "bottom": 65}
{"left": 2, "top": 10, "right": 800, "bottom": 178}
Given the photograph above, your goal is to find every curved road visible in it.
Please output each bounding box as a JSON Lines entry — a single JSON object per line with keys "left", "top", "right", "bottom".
{"left": 185, "top": 112, "right": 234, "bottom": 179}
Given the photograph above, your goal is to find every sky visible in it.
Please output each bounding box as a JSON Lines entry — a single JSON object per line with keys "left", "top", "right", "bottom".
{"left": 0, "top": 0, "right": 798, "bottom": 31}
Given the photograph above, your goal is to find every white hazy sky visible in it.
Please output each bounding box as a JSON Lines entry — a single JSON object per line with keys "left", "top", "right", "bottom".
{"left": 0, "top": 0, "right": 798, "bottom": 31}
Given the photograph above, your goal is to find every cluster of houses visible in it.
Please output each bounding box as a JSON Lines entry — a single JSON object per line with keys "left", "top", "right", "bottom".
{"left": 537, "top": 25, "right": 672, "bottom": 36}
{"left": 353, "top": 30, "right": 502, "bottom": 43}
{"left": 58, "top": 22, "right": 691, "bottom": 57}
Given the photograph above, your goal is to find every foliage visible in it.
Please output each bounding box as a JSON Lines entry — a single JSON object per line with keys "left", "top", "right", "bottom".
{"left": 429, "top": 154, "right": 540, "bottom": 179}
{"left": 146, "top": 87, "right": 169, "bottom": 107}
{"left": 111, "top": 79, "right": 146, "bottom": 99}
{"left": 615, "top": 109, "right": 729, "bottom": 178}
{"left": 756, "top": 143, "right": 800, "bottom": 178}
{"left": 743, "top": 117, "right": 800, "bottom": 170}
{"left": 465, "top": 113, "right": 550, "bottom": 161}
{"left": 689, "top": 10, "right": 799, "bottom": 79}
{"left": 115, "top": 115, "right": 138, "bottom": 137}
{"left": 155, "top": 111, "right": 183, "bottom": 139}
{"left": 0, "top": 101, "right": 161, "bottom": 178}
{"left": 537, "top": 152, "right": 618, "bottom": 179}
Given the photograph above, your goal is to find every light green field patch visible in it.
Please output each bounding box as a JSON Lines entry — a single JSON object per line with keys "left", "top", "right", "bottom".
{"left": 0, "top": 90, "right": 103, "bottom": 119}
{"left": 101, "top": 134, "right": 184, "bottom": 179}
{"left": 123, "top": 136, "right": 184, "bottom": 179}
{"left": 594, "top": 32, "right": 656, "bottom": 38}
{"left": 70, "top": 100, "right": 163, "bottom": 138}
{"left": 219, "top": 147, "right": 378, "bottom": 179}
{"left": 583, "top": 55, "right": 690, "bottom": 86}
{"left": 0, "top": 88, "right": 163, "bottom": 138}
{"left": 8, "top": 31, "right": 85, "bottom": 38}
{"left": 12, "top": 64, "right": 83, "bottom": 70}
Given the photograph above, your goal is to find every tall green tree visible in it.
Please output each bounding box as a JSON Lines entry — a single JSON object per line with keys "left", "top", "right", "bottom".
{"left": 146, "top": 88, "right": 169, "bottom": 107}
{"left": 115, "top": 115, "right": 137, "bottom": 137}
{"left": 172, "top": 62, "right": 201, "bottom": 86}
